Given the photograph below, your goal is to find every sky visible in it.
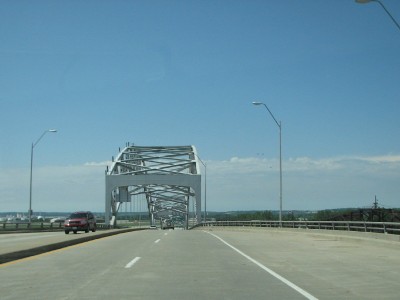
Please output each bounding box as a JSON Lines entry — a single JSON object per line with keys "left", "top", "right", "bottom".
{"left": 1, "top": 0, "right": 400, "bottom": 214}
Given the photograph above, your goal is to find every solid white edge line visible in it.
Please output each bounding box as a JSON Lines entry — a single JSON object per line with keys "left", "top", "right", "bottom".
{"left": 125, "top": 257, "right": 141, "bottom": 268}
{"left": 204, "top": 231, "right": 318, "bottom": 300}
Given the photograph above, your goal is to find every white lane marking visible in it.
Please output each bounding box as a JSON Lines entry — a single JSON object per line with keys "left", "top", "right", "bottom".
{"left": 125, "top": 257, "right": 141, "bottom": 268}
{"left": 164, "top": 233, "right": 168, "bottom": 236}
{"left": 204, "top": 231, "right": 318, "bottom": 300}
{"left": 154, "top": 239, "right": 161, "bottom": 243}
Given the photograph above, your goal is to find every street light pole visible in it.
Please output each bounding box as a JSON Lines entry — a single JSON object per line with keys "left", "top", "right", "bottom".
{"left": 29, "top": 129, "right": 57, "bottom": 224}
{"left": 252, "top": 102, "right": 283, "bottom": 227}
{"left": 356, "top": 0, "right": 400, "bottom": 32}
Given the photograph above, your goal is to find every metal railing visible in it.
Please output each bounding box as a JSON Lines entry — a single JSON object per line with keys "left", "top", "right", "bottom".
{"left": 3, "top": 220, "right": 400, "bottom": 235}
{"left": 198, "top": 220, "right": 400, "bottom": 235}
{"left": 0, "top": 222, "right": 111, "bottom": 231}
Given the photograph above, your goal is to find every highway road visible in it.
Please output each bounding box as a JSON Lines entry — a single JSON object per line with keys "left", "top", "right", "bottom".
{"left": 0, "top": 229, "right": 135, "bottom": 257}
{"left": 1, "top": 228, "right": 399, "bottom": 299}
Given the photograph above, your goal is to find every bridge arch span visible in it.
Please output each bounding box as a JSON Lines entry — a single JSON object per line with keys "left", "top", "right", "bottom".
{"left": 105, "top": 145, "right": 202, "bottom": 228}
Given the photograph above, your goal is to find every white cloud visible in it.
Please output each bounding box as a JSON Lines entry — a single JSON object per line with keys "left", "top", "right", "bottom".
{"left": 1, "top": 154, "right": 399, "bottom": 213}
{"left": 205, "top": 154, "right": 400, "bottom": 211}
{"left": 84, "top": 161, "right": 112, "bottom": 167}
{"left": 0, "top": 163, "right": 107, "bottom": 213}
{"left": 208, "top": 154, "right": 400, "bottom": 174}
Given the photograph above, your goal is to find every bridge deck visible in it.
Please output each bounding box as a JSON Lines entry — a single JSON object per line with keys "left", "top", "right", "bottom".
{"left": 1, "top": 228, "right": 399, "bottom": 299}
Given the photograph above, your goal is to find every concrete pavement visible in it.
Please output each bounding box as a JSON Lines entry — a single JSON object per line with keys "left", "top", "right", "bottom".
{"left": 1, "top": 227, "right": 399, "bottom": 299}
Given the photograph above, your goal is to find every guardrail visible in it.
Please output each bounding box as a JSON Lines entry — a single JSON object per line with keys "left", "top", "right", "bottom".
{"left": 0, "top": 222, "right": 111, "bottom": 231}
{"left": 4, "top": 220, "right": 400, "bottom": 235}
{"left": 199, "top": 220, "right": 400, "bottom": 235}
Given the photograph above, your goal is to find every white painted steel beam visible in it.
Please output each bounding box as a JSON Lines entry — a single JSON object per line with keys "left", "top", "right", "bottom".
{"left": 105, "top": 145, "right": 202, "bottom": 228}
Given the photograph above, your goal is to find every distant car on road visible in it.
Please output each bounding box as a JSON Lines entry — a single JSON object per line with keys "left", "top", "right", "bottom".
{"left": 50, "top": 217, "right": 66, "bottom": 223}
{"left": 162, "top": 219, "right": 174, "bottom": 230}
{"left": 64, "top": 211, "right": 96, "bottom": 234}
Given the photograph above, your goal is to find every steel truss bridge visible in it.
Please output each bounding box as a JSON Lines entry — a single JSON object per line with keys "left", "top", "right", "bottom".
{"left": 105, "top": 145, "right": 202, "bottom": 229}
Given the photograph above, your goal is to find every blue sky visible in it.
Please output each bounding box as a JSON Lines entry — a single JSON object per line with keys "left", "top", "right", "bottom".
{"left": 1, "top": 0, "right": 400, "bottom": 213}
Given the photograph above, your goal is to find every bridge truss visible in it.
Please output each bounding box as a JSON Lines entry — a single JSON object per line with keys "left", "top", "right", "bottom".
{"left": 105, "top": 145, "right": 202, "bottom": 229}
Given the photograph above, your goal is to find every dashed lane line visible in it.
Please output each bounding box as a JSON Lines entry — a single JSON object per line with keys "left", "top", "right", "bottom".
{"left": 125, "top": 257, "right": 141, "bottom": 268}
